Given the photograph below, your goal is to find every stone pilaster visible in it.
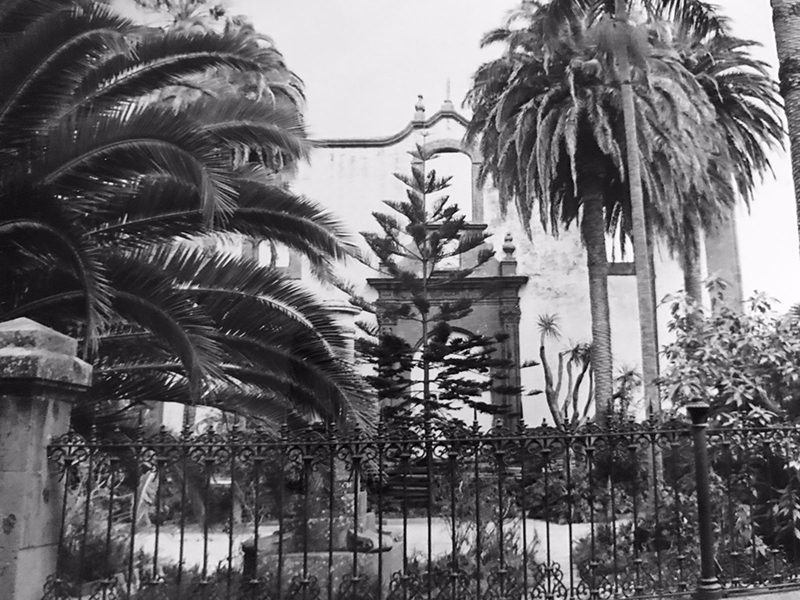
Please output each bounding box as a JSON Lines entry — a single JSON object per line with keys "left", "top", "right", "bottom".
{"left": 498, "top": 305, "right": 523, "bottom": 429}
{"left": 704, "top": 209, "right": 744, "bottom": 310}
{"left": 323, "top": 300, "right": 361, "bottom": 363}
{"left": 0, "top": 318, "right": 91, "bottom": 600}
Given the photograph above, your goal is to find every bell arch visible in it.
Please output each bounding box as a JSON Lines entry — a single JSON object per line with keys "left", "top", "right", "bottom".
{"left": 416, "top": 138, "right": 485, "bottom": 223}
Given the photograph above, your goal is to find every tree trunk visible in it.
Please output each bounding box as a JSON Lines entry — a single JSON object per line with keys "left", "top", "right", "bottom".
{"left": 645, "top": 202, "right": 660, "bottom": 374}
{"left": 540, "top": 338, "right": 566, "bottom": 428}
{"left": 615, "top": 0, "right": 660, "bottom": 420}
{"left": 682, "top": 217, "right": 704, "bottom": 306}
{"left": 682, "top": 248, "right": 704, "bottom": 306}
{"left": 771, "top": 0, "right": 800, "bottom": 250}
{"left": 581, "top": 186, "right": 613, "bottom": 426}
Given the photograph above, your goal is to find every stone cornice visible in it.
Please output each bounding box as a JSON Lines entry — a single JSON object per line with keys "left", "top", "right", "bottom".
{"left": 368, "top": 275, "right": 528, "bottom": 295}
{"left": 313, "top": 110, "right": 470, "bottom": 148}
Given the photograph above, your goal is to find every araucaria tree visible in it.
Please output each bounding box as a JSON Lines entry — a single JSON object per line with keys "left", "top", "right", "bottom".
{"left": 357, "top": 147, "right": 520, "bottom": 430}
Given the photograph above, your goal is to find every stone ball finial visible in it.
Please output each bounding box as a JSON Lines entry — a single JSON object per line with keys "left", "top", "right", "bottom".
{"left": 502, "top": 233, "right": 516, "bottom": 260}
{"left": 413, "top": 94, "right": 425, "bottom": 121}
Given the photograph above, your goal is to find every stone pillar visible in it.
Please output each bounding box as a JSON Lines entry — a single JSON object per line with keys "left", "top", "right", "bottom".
{"left": 323, "top": 300, "right": 361, "bottom": 363}
{"left": 704, "top": 209, "right": 744, "bottom": 310}
{"left": 498, "top": 305, "right": 523, "bottom": 430}
{"left": 0, "top": 318, "right": 92, "bottom": 600}
{"left": 471, "top": 161, "right": 484, "bottom": 223}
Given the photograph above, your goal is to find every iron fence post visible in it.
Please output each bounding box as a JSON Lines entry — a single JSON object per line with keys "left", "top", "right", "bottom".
{"left": 687, "top": 402, "right": 722, "bottom": 600}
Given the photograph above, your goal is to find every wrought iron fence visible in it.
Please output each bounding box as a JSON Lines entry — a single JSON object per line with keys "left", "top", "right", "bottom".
{"left": 43, "top": 414, "right": 800, "bottom": 600}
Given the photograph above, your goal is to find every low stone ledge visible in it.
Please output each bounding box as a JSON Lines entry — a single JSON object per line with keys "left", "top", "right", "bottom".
{"left": 0, "top": 318, "right": 91, "bottom": 389}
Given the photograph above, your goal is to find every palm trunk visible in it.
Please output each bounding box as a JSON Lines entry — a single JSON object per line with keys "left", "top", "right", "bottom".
{"left": 615, "top": 0, "right": 660, "bottom": 420}
{"left": 682, "top": 215, "right": 704, "bottom": 306}
{"left": 581, "top": 185, "right": 613, "bottom": 426}
{"left": 771, "top": 0, "right": 800, "bottom": 249}
{"left": 682, "top": 249, "right": 703, "bottom": 306}
{"left": 645, "top": 202, "right": 660, "bottom": 374}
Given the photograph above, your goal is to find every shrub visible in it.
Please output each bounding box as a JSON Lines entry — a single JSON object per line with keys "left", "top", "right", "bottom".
{"left": 661, "top": 292, "right": 800, "bottom": 419}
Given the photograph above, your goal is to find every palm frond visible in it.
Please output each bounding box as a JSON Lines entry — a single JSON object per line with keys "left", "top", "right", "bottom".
{"left": 189, "top": 96, "right": 309, "bottom": 162}
{"left": 37, "top": 103, "right": 234, "bottom": 223}
{"left": 0, "top": 219, "right": 111, "bottom": 357}
{"left": 0, "top": 1, "right": 131, "bottom": 145}
{"left": 64, "top": 27, "right": 292, "bottom": 117}
{"left": 107, "top": 251, "right": 225, "bottom": 394}
{"left": 0, "top": 0, "right": 370, "bottom": 432}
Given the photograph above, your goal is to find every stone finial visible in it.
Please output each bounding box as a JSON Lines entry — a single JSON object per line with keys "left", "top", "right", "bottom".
{"left": 413, "top": 94, "right": 425, "bottom": 122}
{"left": 502, "top": 234, "right": 516, "bottom": 260}
{"left": 500, "top": 234, "right": 517, "bottom": 277}
{"left": 441, "top": 78, "right": 455, "bottom": 112}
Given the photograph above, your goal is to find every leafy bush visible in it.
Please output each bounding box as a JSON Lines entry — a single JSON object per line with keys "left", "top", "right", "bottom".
{"left": 661, "top": 292, "right": 800, "bottom": 419}
{"left": 572, "top": 431, "right": 800, "bottom": 592}
{"left": 58, "top": 522, "right": 130, "bottom": 593}
{"left": 134, "top": 563, "right": 247, "bottom": 600}
{"left": 56, "top": 462, "right": 142, "bottom": 594}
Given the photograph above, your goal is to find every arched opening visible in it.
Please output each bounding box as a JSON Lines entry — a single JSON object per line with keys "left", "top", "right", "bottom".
{"left": 257, "top": 240, "right": 291, "bottom": 268}
{"left": 429, "top": 150, "right": 474, "bottom": 222}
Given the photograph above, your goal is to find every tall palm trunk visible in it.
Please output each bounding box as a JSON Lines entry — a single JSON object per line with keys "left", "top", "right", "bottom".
{"left": 581, "top": 186, "right": 613, "bottom": 425}
{"left": 771, "top": 0, "right": 800, "bottom": 248}
{"left": 645, "top": 204, "right": 660, "bottom": 370}
{"left": 615, "top": 0, "right": 660, "bottom": 420}
{"left": 682, "top": 211, "right": 704, "bottom": 306}
{"left": 682, "top": 246, "right": 704, "bottom": 306}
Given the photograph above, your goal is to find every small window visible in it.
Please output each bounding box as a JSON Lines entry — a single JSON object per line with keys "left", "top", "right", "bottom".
{"left": 257, "top": 241, "right": 291, "bottom": 268}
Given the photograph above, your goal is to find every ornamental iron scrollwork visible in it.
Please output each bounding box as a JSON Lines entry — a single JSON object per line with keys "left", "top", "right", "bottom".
{"left": 41, "top": 419, "right": 800, "bottom": 600}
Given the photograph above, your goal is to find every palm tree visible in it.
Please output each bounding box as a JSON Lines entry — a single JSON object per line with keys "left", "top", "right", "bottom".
{"left": 667, "top": 32, "right": 783, "bottom": 302}
{"left": 599, "top": 1, "right": 780, "bottom": 419}
{"left": 466, "top": 11, "right": 616, "bottom": 417}
{"left": 466, "top": 1, "right": 730, "bottom": 421}
{"left": 770, "top": 0, "right": 800, "bottom": 249}
{"left": 0, "top": 0, "right": 375, "bottom": 430}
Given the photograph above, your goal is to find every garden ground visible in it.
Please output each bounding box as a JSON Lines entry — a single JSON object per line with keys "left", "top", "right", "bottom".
{"left": 135, "top": 518, "right": 594, "bottom": 574}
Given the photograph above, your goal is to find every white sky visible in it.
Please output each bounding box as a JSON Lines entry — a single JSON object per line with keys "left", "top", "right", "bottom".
{"left": 117, "top": 0, "right": 800, "bottom": 306}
